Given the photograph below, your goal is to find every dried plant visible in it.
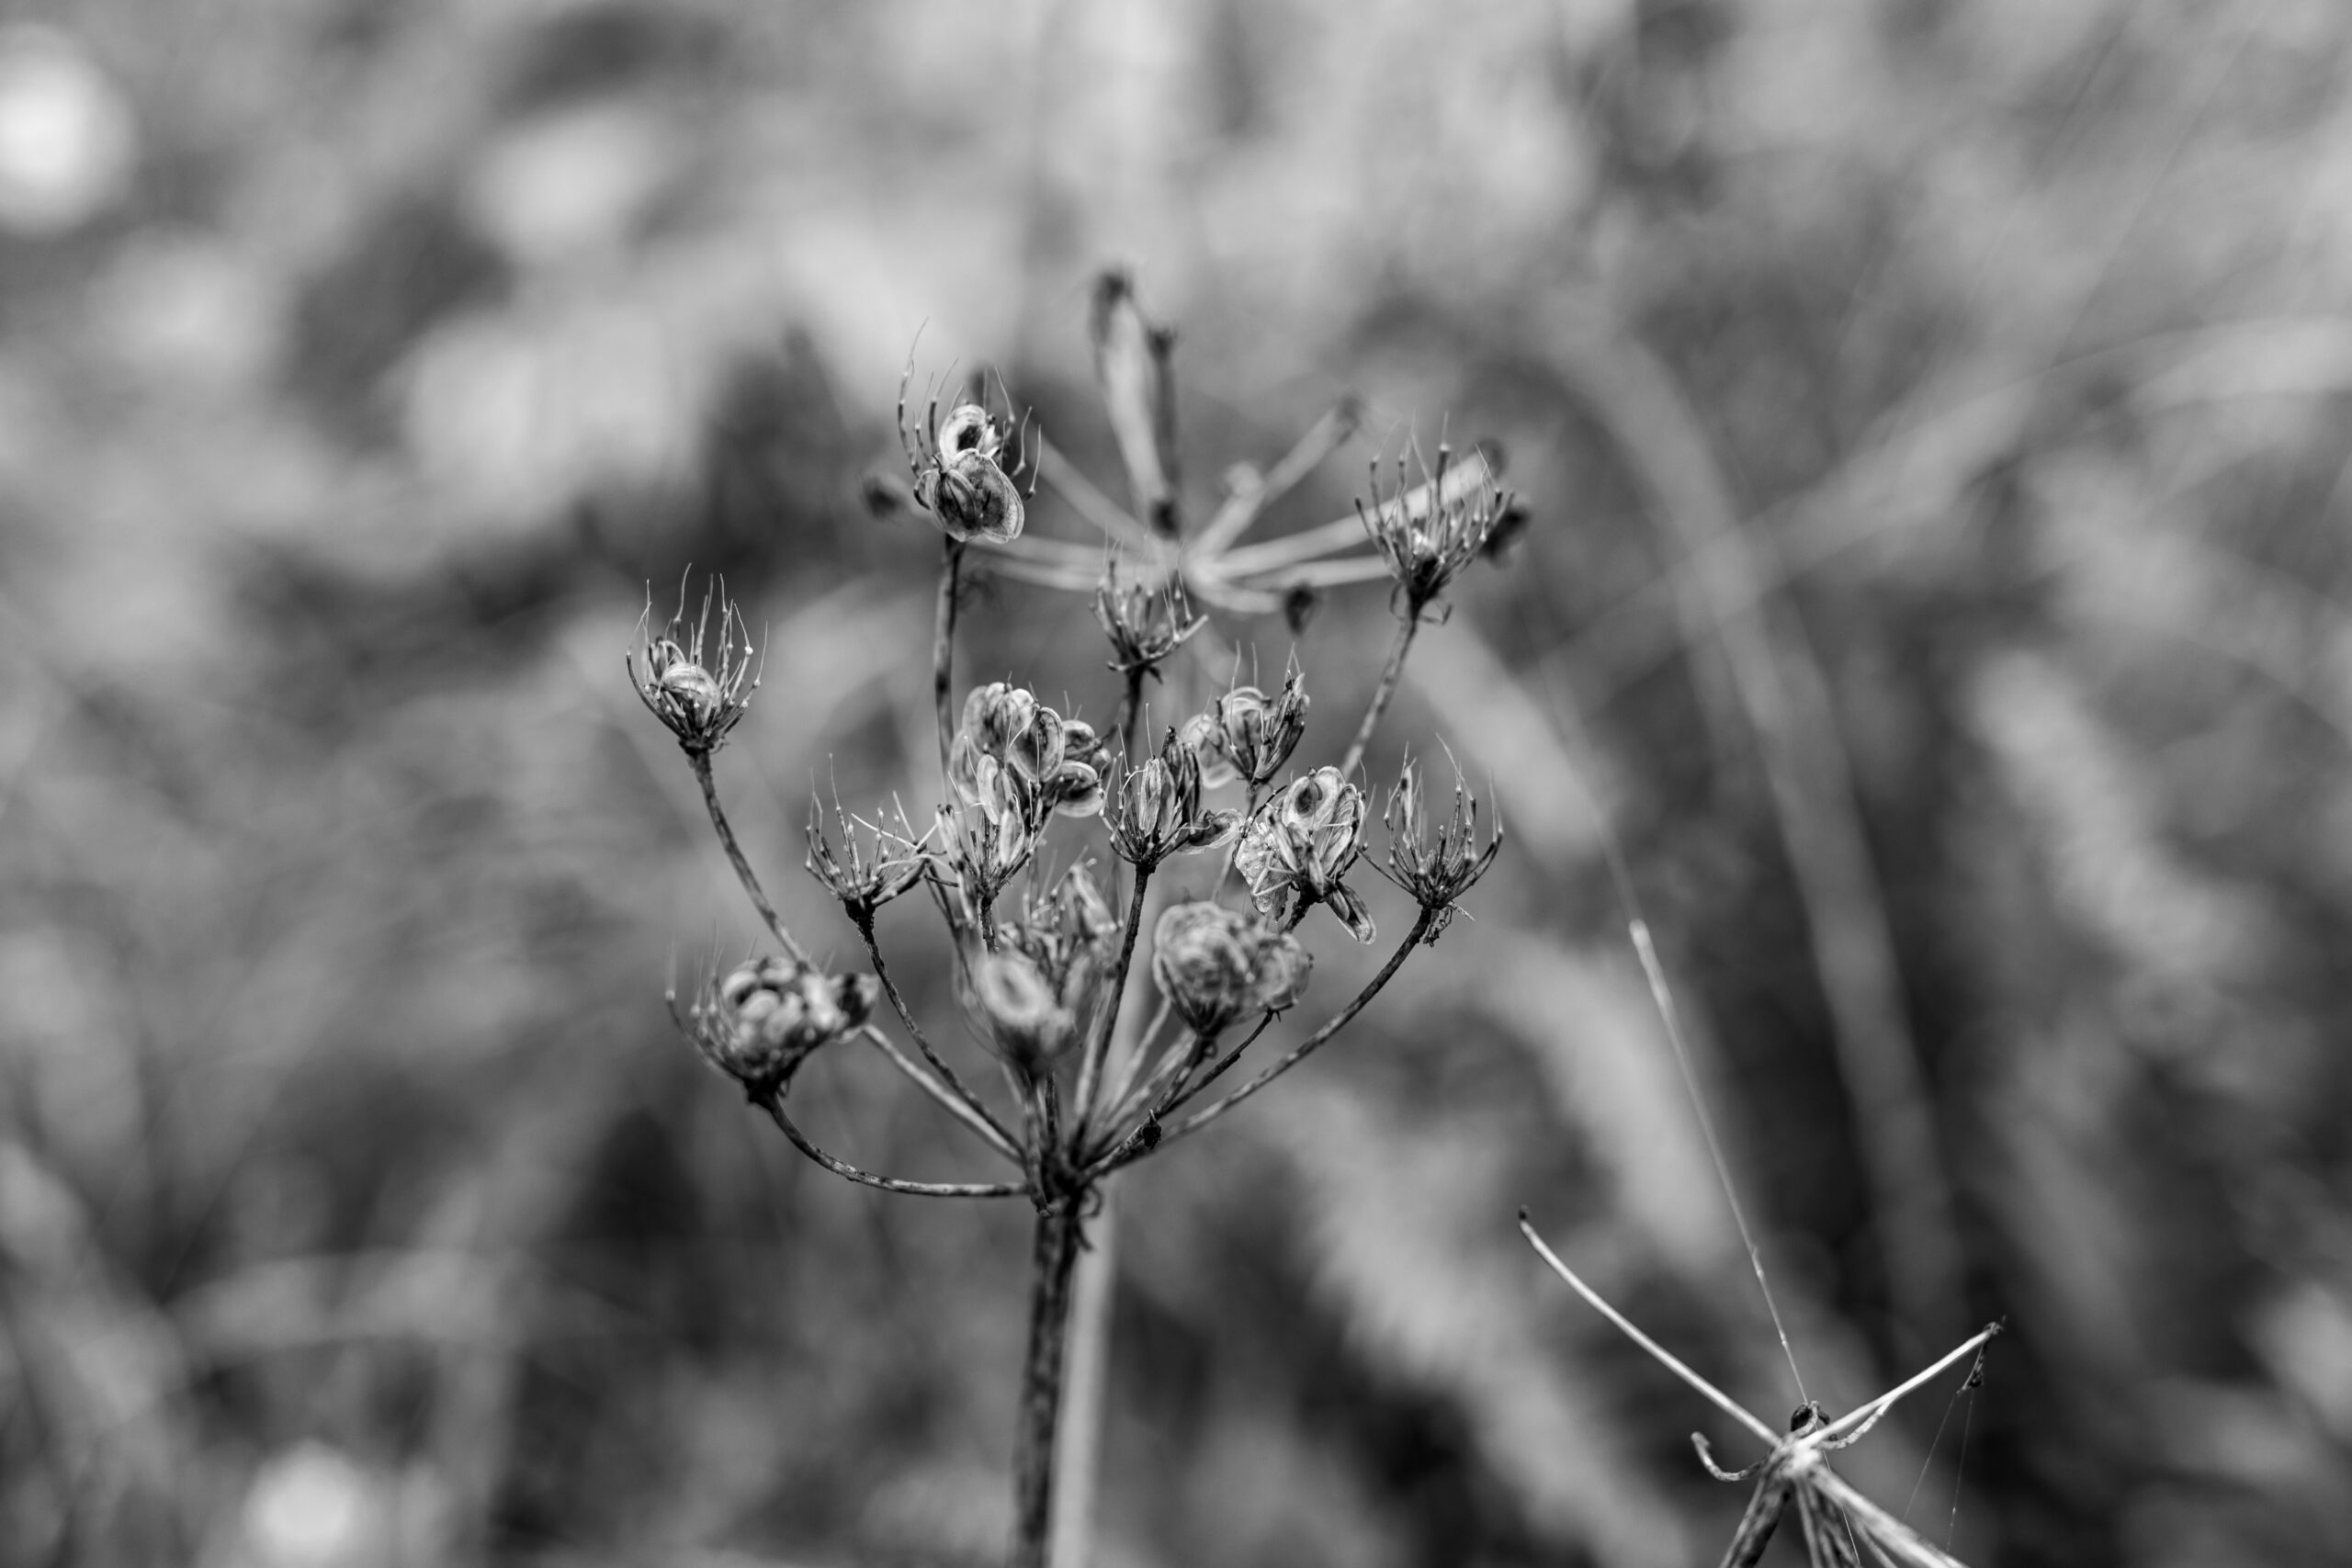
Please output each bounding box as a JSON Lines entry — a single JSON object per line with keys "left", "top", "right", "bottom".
{"left": 1522, "top": 1216, "right": 2001, "bottom": 1568}
{"left": 630, "top": 273, "right": 1513, "bottom": 1568}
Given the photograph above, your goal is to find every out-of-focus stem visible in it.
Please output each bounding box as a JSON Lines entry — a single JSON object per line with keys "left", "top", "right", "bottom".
{"left": 855, "top": 919, "right": 1019, "bottom": 1155}
{"left": 1339, "top": 611, "right": 1420, "bottom": 781}
{"left": 689, "top": 750, "right": 808, "bottom": 963}
{"left": 854, "top": 1024, "right": 1021, "bottom": 1164}
{"left": 1009, "top": 1201, "right": 1086, "bottom": 1568}
{"left": 935, "top": 538, "right": 966, "bottom": 786}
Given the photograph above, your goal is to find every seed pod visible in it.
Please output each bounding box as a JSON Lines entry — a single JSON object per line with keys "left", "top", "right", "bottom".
{"left": 1151, "top": 901, "right": 1312, "bottom": 1037}
{"left": 690, "top": 956, "right": 876, "bottom": 1092}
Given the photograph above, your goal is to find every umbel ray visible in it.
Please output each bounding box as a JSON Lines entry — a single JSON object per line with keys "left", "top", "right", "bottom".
{"left": 1521, "top": 1214, "right": 2001, "bottom": 1568}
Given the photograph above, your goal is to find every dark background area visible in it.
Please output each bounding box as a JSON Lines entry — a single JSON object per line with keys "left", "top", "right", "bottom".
{"left": 4, "top": 2, "right": 2350, "bottom": 1564}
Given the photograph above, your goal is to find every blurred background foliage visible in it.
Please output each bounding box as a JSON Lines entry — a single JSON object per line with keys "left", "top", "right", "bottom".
{"left": 4, "top": 0, "right": 2351, "bottom": 1563}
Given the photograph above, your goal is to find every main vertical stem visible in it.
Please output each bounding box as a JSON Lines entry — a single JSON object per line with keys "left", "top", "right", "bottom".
{"left": 1010, "top": 1201, "right": 1086, "bottom": 1568}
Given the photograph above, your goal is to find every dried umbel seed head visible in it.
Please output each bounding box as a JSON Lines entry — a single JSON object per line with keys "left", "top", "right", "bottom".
{"left": 1235, "top": 766, "right": 1375, "bottom": 942}
{"left": 807, "top": 797, "right": 931, "bottom": 925}
{"left": 1110, "top": 728, "right": 1240, "bottom": 867}
{"left": 950, "top": 683, "right": 1106, "bottom": 831}
{"left": 688, "top": 955, "right": 877, "bottom": 1093}
{"left": 1180, "top": 661, "right": 1309, "bottom": 790}
{"left": 1095, "top": 562, "right": 1205, "bottom": 675}
{"left": 628, "top": 587, "right": 759, "bottom": 754}
{"left": 1386, "top": 758, "right": 1503, "bottom": 943}
{"left": 1357, "top": 440, "right": 1510, "bottom": 614}
{"left": 933, "top": 772, "right": 1035, "bottom": 922}
{"left": 1150, "top": 900, "right": 1311, "bottom": 1037}
{"left": 966, "top": 948, "right": 1080, "bottom": 1073}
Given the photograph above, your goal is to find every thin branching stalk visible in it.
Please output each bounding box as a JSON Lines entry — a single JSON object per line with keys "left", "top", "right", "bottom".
{"left": 1150, "top": 1011, "right": 1277, "bottom": 1119}
{"left": 855, "top": 918, "right": 1020, "bottom": 1154}
{"left": 1099, "top": 907, "right": 1434, "bottom": 1171}
{"left": 1339, "top": 611, "right": 1419, "bottom": 781}
{"left": 853, "top": 1024, "right": 1023, "bottom": 1164}
{"left": 752, "top": 1092, "right": 1028, "bottom": 1199}
{"left": 689, "top": 750, "right": 808, "bottom": 963}
{"left": 1070, "top": 866, "right": 1152, "bottom": 1127}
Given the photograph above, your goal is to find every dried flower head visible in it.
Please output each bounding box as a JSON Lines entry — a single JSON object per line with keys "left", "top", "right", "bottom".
{"left": 949, "top": 683, "right": 1107, "bottom": 830}
{"left": 1150, "top": 900, "right": 1311, "bottom": 1037}
{"left": 1385, "top": 756, "right": 1502, "bottom": 942}
{"left": 934, "top": 773, "right": 1036, "bottom": 920}
{"left": 897, "top": 351, "right": 1036, "bottom": 546}
{"left": 683, "top": 954, "right": 877, "bottom": 1093}
{"left": 1357, "top": 440, "right": 1510, "bottom": 613}
{"left": 1179, "top": 660, "right": 1309, "bottom": 791}
{"left": 1235, "top": 766, "right": 1374, "bottom": 942}
{"left": 807, "top": 796, "right": 932, "bottom": 926}
{"left": 628, "top": 584, "right": 760, "bottom": 754}
{"left": 1094, "top": 560, "right": 1205, "bottom": 675}
{"left": 1110, "top": 728, "right": 1241, "bottom": 867}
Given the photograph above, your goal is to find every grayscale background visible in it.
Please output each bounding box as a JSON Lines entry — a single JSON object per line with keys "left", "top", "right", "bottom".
{"left": 3, "top": 3, "right": 2347, "bottom": 1565}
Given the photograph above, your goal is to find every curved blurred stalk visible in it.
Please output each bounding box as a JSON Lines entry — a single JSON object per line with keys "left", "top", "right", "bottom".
{"left": 1543, "top": 303, "right": 1965, "bottom": 1349}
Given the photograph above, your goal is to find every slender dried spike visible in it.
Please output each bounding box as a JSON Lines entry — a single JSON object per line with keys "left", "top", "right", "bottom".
{"left": 1518, "top": 1213, "right": 1780, "bottom": 1447}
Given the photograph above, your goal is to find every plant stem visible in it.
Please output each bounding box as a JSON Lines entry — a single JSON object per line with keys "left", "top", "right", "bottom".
{"left": 855, "top": 919, "right": 1021, "bottom": 1156}
{"left": 936, "top": 538, "right": 967, "bottom": 785}
{"left": 1070, "top": 864, "right": 1151, "bottom": 1127}
{"left": 1338, "top": 611, "right": 1419, "bottom": 781}
{"left": 752, "top": 1092, "right": 1027, "bottom": 1199}
{"left": 1009, "top": 1201, "right": 1086, "bottom": 1568}
{"left": 690, "top": 750, "right": 808, "bottom": 963}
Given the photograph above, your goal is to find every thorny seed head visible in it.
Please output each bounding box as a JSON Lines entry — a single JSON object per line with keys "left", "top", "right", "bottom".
{"left": 1179, "top": 660, "right": 1309, "bottom": 791}
{"left": 950, "top": 683, "right": 1107, "bottom": 831}
{"left": 1385, "top": 756, "right": 1503, "bottom": 943}
{"left": 1094, "top": 561, "right": 1205, "bottom": 675}
{"left": 1235, "top": 766, "right": 1375, "bottom": 942}
{"left": 1150, "top": 900, "right": 1311, "bottom": 1038}
{"left": 681, "top": 954, "right": 877, "bottom": 1094}
{"left": 807, "top": 797, "right": 932, "bottom": 925}
{"left": 628, "top": 583, "right": 760, "bottom": 754}
{"left": 1356, "top": 440, "right": 1511, "bottom": 614}
{"left": 1110, "top": 728, "right": 1241, "bottom": 868}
